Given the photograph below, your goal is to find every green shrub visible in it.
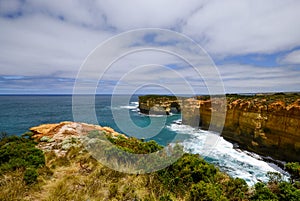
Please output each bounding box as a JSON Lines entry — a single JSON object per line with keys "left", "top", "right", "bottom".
{"left": 156, "top": 153, "right": 218, "bottom": 195}
{"left": 106, "top": 135, "right": 163, "bottom": 155}
{"left": 285, "top": 162, "right": 300, "bottom": 182}
{"left": 21, "top": 131, "right": 34, "bottom": 139}
{"left": 188, "top": 181, "right": 227, "bottom": 201}
{"left": 222, "top": 178, "right": 248, "bottom": 201}
{"left": 278, "top": 182, "right": 300, "bottom": 201}
{"left": 251, "top": 182, "right": 278, "bottom": 201}
{"left": 23, "top": 167, "right": 38, "bottom": 184}
{"left": 0, "top": 135, "right": 45, "bottom": 186}
{"left": 294, "top": 181, "right": 300, "bottom": 189}
{"left": 0, "top": 135, "right": 45, "bottom": 173}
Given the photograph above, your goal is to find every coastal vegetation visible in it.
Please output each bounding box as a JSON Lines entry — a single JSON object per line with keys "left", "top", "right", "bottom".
{"left": 225, "top": 92, "right": 300, "bottom": 105}
{"left": 0, "top": 129, "right": 300, "bottom": 200}
{"left": 194, "top": 92, "right": 300, "bottom": 105}
{"left": 138, "top": 95, "right": 178, "bottom": 103}
{"left": 285, "top": 162, "right": 300, "bottom": 183}
{"left": 0, "top": 134, "right": 45, "bottom": 184}
{"left": 137, "top": 92, "right": 300, "bottom": 102}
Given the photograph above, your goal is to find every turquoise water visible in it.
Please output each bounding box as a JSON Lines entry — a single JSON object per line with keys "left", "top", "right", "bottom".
{"left": 0, "top": 95, "right": 184, "bottom": 145}
{"left": 0, "top": 95, "right": 289, "bottom": 185}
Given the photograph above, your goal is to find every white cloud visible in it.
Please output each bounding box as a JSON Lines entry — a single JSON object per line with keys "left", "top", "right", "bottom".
{"left": 0, "top": 14, "right": 112, "bottom": 77}
{"left": 95, "top": 52, "right": 300, "bottom": 94}
{"left": 182, "top": 0, "right": 300, "bottom": 55}
{"left": 0, "top": 0, "right": 23, "bottom": 14}
{"left": 0, "top": 0, "right": 300, "bottom": 93}
{"left": 218, "top": 64, "right": 300, "bottom": 93}
{"left": 96, "top": 0, "right": 203, "bottom": 30}
{"left": 279, "top": 49, "right": 300, "bottom": 65}
{"left": 0, "top": 0, "right": 107, "bottom": 28}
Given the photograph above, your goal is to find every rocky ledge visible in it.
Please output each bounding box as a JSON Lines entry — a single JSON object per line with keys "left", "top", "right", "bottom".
{"left": 30, "top": 121, "right": 126, "bottom": 156}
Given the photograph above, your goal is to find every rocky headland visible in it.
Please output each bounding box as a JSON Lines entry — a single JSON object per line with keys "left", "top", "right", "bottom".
{"left": 138, "top": 93, "right": 300, "bottom": 162}
{"left": 30, "top": 121, "right": 127, "bottom": 156}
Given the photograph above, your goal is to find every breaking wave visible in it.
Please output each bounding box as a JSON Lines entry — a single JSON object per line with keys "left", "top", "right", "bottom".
{"left": 167, "top": 120, "right": 289, "bottom": 186}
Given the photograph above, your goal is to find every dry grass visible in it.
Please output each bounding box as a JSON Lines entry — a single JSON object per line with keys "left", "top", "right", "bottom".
{"left": 0, "top": 145, "right": 166, "bottom": 201}
{"left": 0, "top": 141, "right": 255, "bottom": 201}
{"left": 0, "top": 170, "right": 27, "bottom": 201}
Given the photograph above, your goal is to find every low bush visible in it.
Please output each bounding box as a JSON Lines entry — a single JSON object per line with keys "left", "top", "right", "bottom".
{"left": 107, "top": 135, "right": 163, "bottom": 154}
{"left": 250, "top": 182, "right": 278, "bottom": 201}
{"left": 156, "top": 153, "right": 218, "bottom": 197}
{"left": 285, "top": 162, "right": 300, "bottom": 183}
{"left": 277, "top": 182, "right": 300, "bottom": 201}
{"left": 188, "top": 181, "right": 227, "bottom": 201}
{"left": 0, "top": 135, "right": 45, "bottom": 184}
{"left": 23, "top": 167, "right": 39, "bottom": 184}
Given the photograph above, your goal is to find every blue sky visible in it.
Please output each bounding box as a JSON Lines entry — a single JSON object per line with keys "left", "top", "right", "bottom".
{"left": 0, "top": 0, "right": 300, "bottom": 94}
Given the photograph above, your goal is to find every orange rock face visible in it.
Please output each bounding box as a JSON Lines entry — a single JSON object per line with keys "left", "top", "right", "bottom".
{"left": 200, "top": 99, "right": 300, "bottom": 162}
{"left": 139, "top": 95, "right": 300, "bottom": 162}
{"left": 30, "top": 121, "right": 126, "bottom": 139}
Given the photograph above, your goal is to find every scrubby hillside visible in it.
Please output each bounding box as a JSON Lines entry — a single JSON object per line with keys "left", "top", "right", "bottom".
{"left": 0, "top": 122, "right": 299, "bottom": 200}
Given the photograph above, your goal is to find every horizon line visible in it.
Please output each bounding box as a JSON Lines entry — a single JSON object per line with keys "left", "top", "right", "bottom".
{"left": 0, "top": 91, "right": 299, "bottom": 96}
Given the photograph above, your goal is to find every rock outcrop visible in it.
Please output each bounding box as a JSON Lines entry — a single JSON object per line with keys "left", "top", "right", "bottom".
{"left": 30, "top": 121, "right": 126, "bottom": 156}
{"left": 138, "top": 94, "right": 300, "bottom": 162}
{"left": 138, "top": 95, "right": 181, "bottom": 115}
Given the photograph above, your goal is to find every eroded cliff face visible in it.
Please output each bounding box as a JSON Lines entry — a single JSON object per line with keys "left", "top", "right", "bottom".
{"left": 138, "top": 95, "right": 300, "bottom": 162}
{"left": 138, "top": 95, "right": 181, "bottom": 115}
{"left": 220, "top": 98, "right": 300, "bottom": 162}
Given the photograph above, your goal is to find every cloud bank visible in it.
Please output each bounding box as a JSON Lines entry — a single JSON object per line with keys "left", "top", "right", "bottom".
{"left": 0, "top": 0, "right": 299, "bottom": 94}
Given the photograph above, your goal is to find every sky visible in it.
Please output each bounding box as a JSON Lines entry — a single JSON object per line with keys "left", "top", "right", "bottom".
{"left": 0, "top": 0, "right": 300, "bottom": 94}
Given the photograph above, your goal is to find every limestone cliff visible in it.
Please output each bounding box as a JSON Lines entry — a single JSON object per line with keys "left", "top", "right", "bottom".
{"left": 220, "top": 97, "right": 300, "bottom": 162}
{"left": 138, "top": 94, "right": 300, "bottom": 162}
{"left": 138, "top": 95, "right": 181, "bottom": 115}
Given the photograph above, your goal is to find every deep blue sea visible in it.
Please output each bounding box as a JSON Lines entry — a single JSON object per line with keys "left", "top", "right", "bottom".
{"left": 0, "top": 95, "right": 289, "bottom": 185}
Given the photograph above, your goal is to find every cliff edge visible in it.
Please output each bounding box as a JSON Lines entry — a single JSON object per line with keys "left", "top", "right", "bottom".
{"left": 30, "top": 121, "right": 127, "bottom": 156}
{"left": 138, "top": 93, "right": 300, "bottom": 162}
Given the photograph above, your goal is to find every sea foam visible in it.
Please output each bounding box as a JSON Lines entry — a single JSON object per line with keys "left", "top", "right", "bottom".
{"left": 167, "top": 121, "right": 289, "bottom": 186}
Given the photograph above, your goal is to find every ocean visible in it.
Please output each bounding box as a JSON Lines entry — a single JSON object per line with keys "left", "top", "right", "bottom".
{"left": 0, "top": 95, "right": 289, "bottom": 185}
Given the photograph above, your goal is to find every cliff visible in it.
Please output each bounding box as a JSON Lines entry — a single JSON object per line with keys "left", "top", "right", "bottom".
{"left": 138, "top": 95, "right": 181, "bottom": 115}
{"left": 138, "top": 94, "right": 300, "bottom": 162}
